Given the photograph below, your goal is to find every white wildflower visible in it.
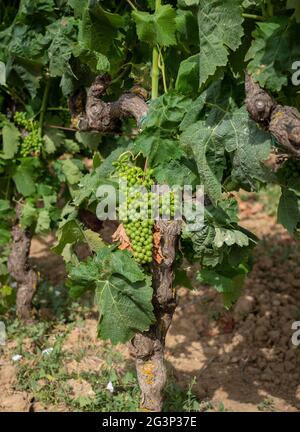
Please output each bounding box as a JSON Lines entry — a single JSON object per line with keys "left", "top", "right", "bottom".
{"left": 12, "top": 354, "right": 23, "bottom": 362}
{"left": 106, "top": 381, "right": 114, "bottom": 393}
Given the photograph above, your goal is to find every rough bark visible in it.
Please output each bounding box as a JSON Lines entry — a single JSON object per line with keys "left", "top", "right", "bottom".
{"left": 129, "top": 220, "right": 182, "bottom": 412}
{"left": 7, "top": 203, "right": 38, "bottom": 322}
{"left": 69, "top": 74, "right": 148, "bottom": 132}
{"left": 75, "top": 77, "right": 181, "bottom": 411}
{"left": 245, "top": 73, "right": 300, "bottom": 158}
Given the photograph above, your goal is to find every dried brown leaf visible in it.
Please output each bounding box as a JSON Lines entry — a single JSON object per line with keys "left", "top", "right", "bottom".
{"left": 112, "top": 223, "right": 133, "bottom": 252}
{"left": 153, "top": 225, "right": 164, "bottom": 264}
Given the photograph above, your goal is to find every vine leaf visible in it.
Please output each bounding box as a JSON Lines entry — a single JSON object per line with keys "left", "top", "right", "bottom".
{"left": 197, "top": 0, "right": 244, "bottom": 88}
{"left": 46, "top": 17, "right": 77, "bottom": 77}
{"left": 213, "top": 227, "right": 250, "bottom": 248}
{"left": 61, "top": 159, "right": 83, "bottom": 185}
{"left": 132, "top": 4, "right": 177, "bottom": 47}
{"left": 277, "top": 189, "right": 300, "bottom": 234}
{"left": 79, "top": 0, "right": 124, "bottom": 53}
{"left": 180, "top": 119, "right": 226, "bottom": 204}
{"left": 83, "top": 229, "right": 104, "bottom": 253}
{"left": 245, "top": 18, "right": 297, "bottom": 92}
{"left": 69, "top": 247, "right": 155, "bottom": 344}
{"left": 95, "top": 274, "right": 154, "bottom": 344}
{"left": 77, "top": 0, "right": 124, "bottom": 74}
{"left": 222, "top": 107, "right": 273, "bottom": 189}
{"left": 176, "top": 54, "right": 199, "bottom": 94}
{"left": 181, "top": 105, "right": 272, "bottom": 203}
{"left": 197, "top": 264, "right": 248, "bottom": 308}
{"left": 20, "top": 201, "right": 36, "bottom": 229}
{"left": 53, "top": 219, "right": 85, "bottom": 260}
{"left": 36, "top": 209, "right": 51, "bottom": 234}
{"left": 1, "top": 122, "right": 20, "bottom": 160}
{"left": 12, "top": 159, "right": 40, "bottom": 197}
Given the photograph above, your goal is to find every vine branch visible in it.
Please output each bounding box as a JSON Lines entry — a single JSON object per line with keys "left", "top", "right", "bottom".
{"left": 245, "top": 72, "right": 300, "bottom": 159}
{"left": 69, "top": 74, "right": 148, "bottom": 132}
{"left": 39, "top": 75, "right": 51, "bottom": 134}
{"left": 130, "top": 220, "right": 182, "bottom": 411}
{"left": 8, "top": 202, "right": 38, "bottom": 322}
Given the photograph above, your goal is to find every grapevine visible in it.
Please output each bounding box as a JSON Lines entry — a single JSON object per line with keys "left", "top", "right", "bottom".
{"left": 2, "top": 0, "right": 300, "bottom": 415}
{"left": 14, "top": 112, "right": 43, "bottom": 157}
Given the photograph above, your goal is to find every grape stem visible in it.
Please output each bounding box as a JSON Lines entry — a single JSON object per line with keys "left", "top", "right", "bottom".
{"left": 39, "top": 76, "right": 51, "bottom": 135}
{"left": 151, "top": 0, "right": 161, "bottom": 99}
{"left": 126, "top": 0, "right": 137, "bottom": 10}
{"left": 157, "top": 46, "right": 168, "bottom": 93}
{"left": 242, "top": 13, "right": 264, "bottom": 21}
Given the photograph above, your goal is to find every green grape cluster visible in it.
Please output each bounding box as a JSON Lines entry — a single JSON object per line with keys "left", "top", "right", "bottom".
{"left": 14, "top": 112, "right": 43, "bottom": 157}
{"left": 14, "top": 111, "right": 31, "bottom": 129}
{"left": 20, "top": 129, "right": 43, "bottom": 157}
{"left": 113, "top": 154, "right": 155, "bottom": 264}
{"left": 112, "top": 154, "right": 179, "bottom": 264}
{"left": 112, "top": 156, "right": 154, "bottom": 188}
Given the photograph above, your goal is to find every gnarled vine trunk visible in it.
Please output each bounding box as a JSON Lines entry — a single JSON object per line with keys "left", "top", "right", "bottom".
{"left": 75, "top": 76, "right": 181, "bottom": 411}
{"left": 129, "top": 220, "right": 182, "bottom": 412}
{"left": 245, "top": 72, "right": 300, "bottom": 158}
{"left": 8, "top": 203, "right": 37, "bottom": 322}
{"left": 69, "top": 74, "right": 148, "bottom": 133}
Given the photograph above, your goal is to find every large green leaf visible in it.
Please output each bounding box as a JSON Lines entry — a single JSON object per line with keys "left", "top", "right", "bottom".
{"left": 20, "top": 201, "right": 36, "bottom": 228}
{"left": 213, "top": 227, "right": 249, "bottom": 248}
{"left": 1, "top": 122, "right": 20, "bottom": 159}
{"left": 153, "top": 158, "right": 198, "bottom": 187}
{"left": 12, "top": 58, "right": 42, "bottom": 98}
{"left": 69, "top": 247, "right": 155, "bottom": 344}
{"left": 134, "top": 133, "right": 184, "bottom": 168}
{"left": 197, "top": 264, "right": 248, "bottom": 308}
{"left": 12, "top": 164, "right": 36, "bottom": 197}
{"left": 277, "top": 189, "right": 300, "bottom": 234}
{"left": 0, "top": 200, "right": 11, "bottom": 213}
{"left": 69, "top": 254, "right": 101, "bottom": 284}
{"left": 46, "top": 17, "right": 77, "bottom": 77}
{"left": 61, "top": 159, "right": 83, "bottom": 185}
{"left": 180, "top": 119, "right": 226, "bottom": 203}
{"left": 142, "top": 93, "right": 191, "bottom": 131}
{"left": 175, "top": 54, "right": 199, "bottom": 94}
{"left": 245, "top": 18, "right": 300, "bottom": 92}
{"left": 78, "top": 0, "right": 124, "bottom": 53}
{"left": 111, "top": 250, "right": 146, "bottom": 284}
{"left": 53, "top": 219, "right": 85, "bottom": 258}
{"left": 36, "top": 209, "right": 51, "bottom": 234}
{"left": 181, "top": 102, "right": 272, "bottom": 201}
{"left": 68, "top": 0, "right": 88, "bottom": 17}
{"left": 95, "top": 274, "right": 154, "bottom": 344}
{"left": 83, "top": 229, "right": 104, "bottom": 253}
{"left": 197, "top": 0, "right": 244, "bottom": 87}
{"left": 132, "top": 4, "right": 177, "bottom": 47}
{"left": 222, "top": 107, "right": 272, "bottom": 189}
